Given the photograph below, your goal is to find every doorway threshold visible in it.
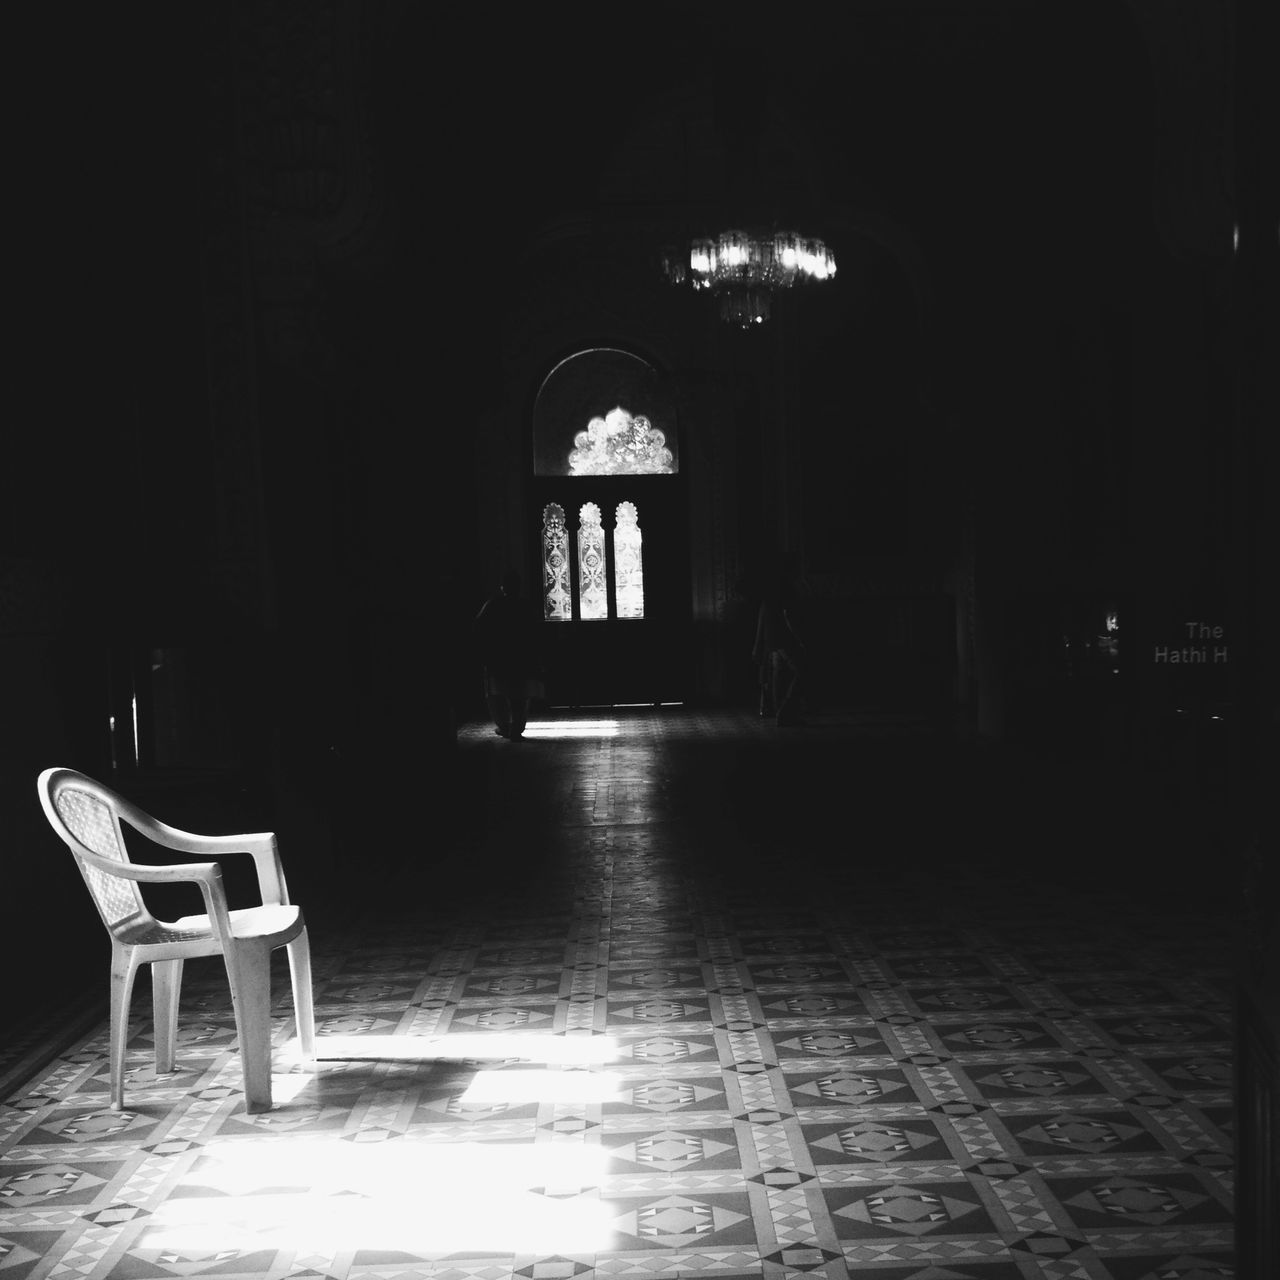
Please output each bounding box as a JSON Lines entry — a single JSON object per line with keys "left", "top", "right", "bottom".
{"left": 548, "top": 702, "right": 685, "bottom": 711}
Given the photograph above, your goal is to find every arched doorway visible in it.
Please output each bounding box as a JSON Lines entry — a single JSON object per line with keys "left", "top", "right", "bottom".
{"left": 530, "top": 348, "right": 691, "bottom": 707}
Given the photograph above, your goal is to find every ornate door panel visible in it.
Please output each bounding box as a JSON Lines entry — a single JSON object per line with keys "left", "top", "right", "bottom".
{"left": 532, "top": 475, "right": 690, "bottom": 707}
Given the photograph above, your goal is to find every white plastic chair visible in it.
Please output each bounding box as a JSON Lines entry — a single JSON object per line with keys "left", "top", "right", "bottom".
{"left": 37, "top": 767, "right": 316, "bottom": 1113}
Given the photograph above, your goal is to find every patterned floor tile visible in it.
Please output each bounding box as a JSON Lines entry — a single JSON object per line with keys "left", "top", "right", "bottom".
{"left": 801, "top": 1117, "right": 952, "bottom": 1164}
{"left": 957, "top": 1061, "right": 1112, "bottom": 1101}
{"left": 783, "top": 1068, "right": 917, "bottom": 1108}
{"left": 602, "top": 1127, "right": 745, "bottom": 1173}
{"left": 1000, "top": 1109, "right": 1168, "bottom": 1156}
{"left": 1045, "top": 1174, "right": 1232, "bottom": 1229}
{"left": 821, "top": 1180, "right": 1000, "bottom": 1239}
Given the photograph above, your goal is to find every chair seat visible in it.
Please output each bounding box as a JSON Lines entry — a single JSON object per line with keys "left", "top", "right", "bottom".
{"left": 122, "top": 904, "right": 304, "bottom": 951}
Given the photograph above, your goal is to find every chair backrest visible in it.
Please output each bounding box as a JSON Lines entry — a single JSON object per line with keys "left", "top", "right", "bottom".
{"left": 38, "top": 768, "right": 152, "bottom": 937}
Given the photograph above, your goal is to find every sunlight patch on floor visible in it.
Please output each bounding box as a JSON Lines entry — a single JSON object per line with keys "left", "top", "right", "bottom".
{"left": 459, "top": 1067, "right": 622, "bottom": 1105}
{"left": 312, "top": 1032, "right": 620, "bottom": 1063}
{"left": 144, "top": 1138, "right": 615, "bottom": 1254}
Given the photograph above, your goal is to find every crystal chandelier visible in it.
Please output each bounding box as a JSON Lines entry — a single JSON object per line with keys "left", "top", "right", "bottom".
{"left": 662, "top": 228, "right": 836, "bottom": 327}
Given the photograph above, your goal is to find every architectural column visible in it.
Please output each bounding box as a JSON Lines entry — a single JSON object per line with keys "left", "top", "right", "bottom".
{"left": 680, "top": 370, "right": 737, "bottom": 701}
{"left": 1227, "top": 0, "right": 1279, "bottom": 1270}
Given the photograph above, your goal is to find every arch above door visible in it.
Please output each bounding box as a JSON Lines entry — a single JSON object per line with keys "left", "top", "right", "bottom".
{"left": 529, "top": 347, "right": 690, "bottom": 706}
{"left": 533, "top": 347, "right": 680, "bottom": 478}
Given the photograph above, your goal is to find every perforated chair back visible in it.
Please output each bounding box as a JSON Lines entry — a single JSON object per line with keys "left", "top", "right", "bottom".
{"left": 45, "top": 773, "right": 151, "bottom": 935}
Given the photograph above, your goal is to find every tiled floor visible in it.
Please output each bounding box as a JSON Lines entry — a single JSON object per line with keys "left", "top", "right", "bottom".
{"left": 1, "top": 708, "right": 1236, "bottom": 1280}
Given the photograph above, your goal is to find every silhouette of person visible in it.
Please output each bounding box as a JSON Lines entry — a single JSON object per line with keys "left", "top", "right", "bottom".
{"left": 752, "top": 559, "right": 808, "bottom": 725}
{"left": 473, "top": 570, "right": 542, "bottom": 739}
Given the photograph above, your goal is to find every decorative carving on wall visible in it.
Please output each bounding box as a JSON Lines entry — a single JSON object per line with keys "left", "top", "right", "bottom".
{"left": 237, "top": 0, "right": 386, "bottom": 245}
{"left": 234, "top": 0, "right": 392, "bottom": 381}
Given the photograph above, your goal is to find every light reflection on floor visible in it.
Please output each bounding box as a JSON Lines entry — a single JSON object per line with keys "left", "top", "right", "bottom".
{"left": 310, "top": 1032, "right": 621, "bottom": 1063}
{"left": 145, "top": 1137, "right": 616, "bottom": 1255}
{"left": 522, "top": 719, "right": 621, "bottom": 738}
{"left": 458, "top": 1067, "right": 622, "bottom": 1105}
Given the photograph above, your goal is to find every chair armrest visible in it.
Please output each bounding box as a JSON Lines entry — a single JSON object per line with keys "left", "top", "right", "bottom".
{"left": 76, "top": 847, "right": 237, "bottom": 943}
{"left": 120, "top": 814, "right": 289, "bottom": 907}
{"left": 76, "top": 845, "right": 223, "bottom": 887}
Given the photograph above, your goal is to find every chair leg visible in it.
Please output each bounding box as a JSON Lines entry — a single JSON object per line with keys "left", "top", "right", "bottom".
{"left": 152, "top": 959, "right": 184, "bottom": 1075}
{"left": 286, "top": 928, "right": 316, "bottom": 1061}
{"left": 223, "top": 941, "right": 274, "bottom": 1113}
{"left": 109, "top": 946, "right": 141, "bottom": 1111}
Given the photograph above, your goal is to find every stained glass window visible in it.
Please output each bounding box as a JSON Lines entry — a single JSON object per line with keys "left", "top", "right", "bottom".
{"left": 542, "top": 499, "right": 650, "bottom": 623}
{"left": 532, "top": 348, "right": 679, "bottom": 476}
{"left": 568, "top": 407, "right": 673, "bottom": 476}
{"left": 541, "top": 503, "right": 572, "bottom": 622}
{"left": 577, "top": 502, "right": 608, "bottom": 621}
{"left": 614, "top": 501, "right": 644, "bottom": 620}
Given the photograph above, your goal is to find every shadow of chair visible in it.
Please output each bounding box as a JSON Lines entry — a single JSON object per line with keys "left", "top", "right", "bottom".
{"left": 37, "top": 767, "right": 315, "bottom": 1113}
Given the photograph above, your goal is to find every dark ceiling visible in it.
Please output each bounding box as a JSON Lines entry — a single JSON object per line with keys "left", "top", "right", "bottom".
{"left": 375, "top": 2, "right": 1153, "bottom": 259}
